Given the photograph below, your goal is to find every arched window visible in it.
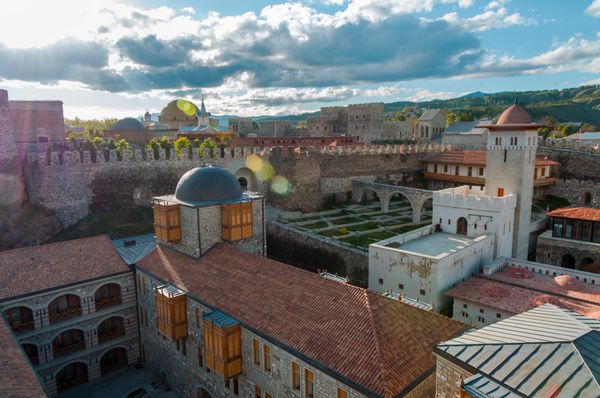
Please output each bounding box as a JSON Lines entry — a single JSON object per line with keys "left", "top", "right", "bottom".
{"left": 561, "top": 254, "right": 576, "bottom": 269}
{"left": 22, "top": 344, "right": 39, "bottom": 365}
{"left": 456, "top": 217, "right": 468, "bottom": 235}
{"left": 49, "top": 294, "right": 81, "bottom": 324}
{"left": 97, "top": 317, "right": 125, "bottom": 344}
{"left": 100, "top": 347, "right": 128, "bottom": 376}
{"left": 56, "top": 362, "right": 88, "bottom": 392}
{"left": 579, "top": 257, "right": 595, "bottom": 271}
{"left": 585, "top": 192, "right": 593, "bottom": 205}
{"left": 52, "top": 329, "right": 85, "bottom": 358}
{"left": 238, "top": 177, "right": 248, "bottom": 191}
{"left": 95, "top": 284, "right": 122, "bottom": 311}
{"left": 3, "top": 307, "right": 34, "bottom": 332}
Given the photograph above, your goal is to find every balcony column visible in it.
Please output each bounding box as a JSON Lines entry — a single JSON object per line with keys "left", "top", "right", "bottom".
{"left": 83, "top": 296, "right": 95, "bottom": 316}
{"left": 38, "top": 308, "right": 49, "bottom": 329}
{"left": 85, "top": 329, "right": 95, "bottom": 350}
{"left": 45, "top": 342, "right": 55, "bottom": 363}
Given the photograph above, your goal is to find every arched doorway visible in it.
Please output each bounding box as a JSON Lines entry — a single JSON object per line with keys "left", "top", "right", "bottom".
{"left": 235, "top": 167, "right": 256, "bottom": 192}
{"left": 197, "top": 387, "right": 213, "bottom": 398}
{"left": 561, "top": 253, "right": 576, "bottom": 269}
{"left": 579, "top": 257, "right": 595, "bottom": 270}
{"left": 97, "top": 316, "right": 125, "bottom": 344}
{"left": 456, "top": 217, "right": 468, "bottom": 235}
{"left": 53, "top": 329, "right": 85, "bottom": 358}
{"left": 94, "top": 283, "right": 122, "bottom": 311}
{"left": 22, "top": 343, "right": 39, "bottom": 365}
{"left": 100, "top": 347, "right": 128, "bottom": 376}
{"left": 3, "top": 306, "right": 34, "bottom": 332}
{"left": 584, "top": 192, "right": 593, "bottom": 205}
{"left": 238, "top": 177, "right": 248, "bottom": 191}
{"left": 56, "top": 362, "right": 88, "bottom": 392}
{"left": 48, "top": 294, "right": 81, "bottom": 324}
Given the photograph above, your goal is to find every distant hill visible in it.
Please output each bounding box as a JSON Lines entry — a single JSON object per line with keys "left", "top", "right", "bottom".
{"left": 458, "top": 91, "right": 487, "bottom": 99}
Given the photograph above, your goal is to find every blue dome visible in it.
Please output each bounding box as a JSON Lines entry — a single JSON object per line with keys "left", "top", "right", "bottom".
{"left": 175, "top": 166, "right": 242, "bottom": 204}
{"left": 113, "top": 117, "right": 145, "bottom": 131}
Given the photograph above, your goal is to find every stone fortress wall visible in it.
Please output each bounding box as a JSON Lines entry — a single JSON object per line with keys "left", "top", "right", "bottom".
{"left": 18, "top": 143, "right": 453, "bottom": 227}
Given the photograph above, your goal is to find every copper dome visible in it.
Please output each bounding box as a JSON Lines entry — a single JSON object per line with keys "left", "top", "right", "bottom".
{"left": 496, "top": 104, "right": 532, "bottom": 125}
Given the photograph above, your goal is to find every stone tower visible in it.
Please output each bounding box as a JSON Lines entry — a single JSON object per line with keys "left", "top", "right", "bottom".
{"left": 483, "top": 103, "right": 539, "bottom": 259}
{"left": 0, "top": 89, "right": 24, "bottom": 207}
{"left": 0, "top": 89, "right": 17, "bottom": 162}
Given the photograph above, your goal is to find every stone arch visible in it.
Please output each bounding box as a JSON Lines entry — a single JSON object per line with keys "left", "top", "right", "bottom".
{"left": 21, "top": 343, "right": 39, "bottom": 365}
{"left": 382, "top": 191, "right": 414, "bottom": 216}
{"left": 52, "top": 328, "right": 86, "bottom": 359}
{"left": 100, "top": 347, "right": 128, "bottom": 376}
{"left": 579, "top": 257, "right": 595, "bottom": 270}
{"left": 561, "top": 253, "right": 576, "bottom": 269}
{"left": 234, "top": 167, "right": 257, "bottom": 192}
{"left": 3, "top": 306, "right": 34, "bottom": 332}
{"left": 354, "top": 187, "right": 383, "bottom": 209}
{"left": 418, "top": 197, "right": 433, "bottom": 222}
{"left": 197, "top": 387, "right": 213, "bottom": 398}
{"left": 584, "top": 191, "right": 593, "bottom": 205}
{"left": 457, "top": 217, "right": 468, "bottom": 235}
{"left": 97, "top": 316, "right": 126, "bottom": 344}
{"left": 94, "top": 283, "right": 122, "bottom": 311}
{"left": 48, "top": 294, "right": 82, "bottom": 324}
{"left": 55, "top": 361, "right": 88, "bottom": 392}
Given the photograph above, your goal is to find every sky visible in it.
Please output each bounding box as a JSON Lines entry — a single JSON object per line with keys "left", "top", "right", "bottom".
{"left": 1, "top": 0, "right": 599, "bottom": 119}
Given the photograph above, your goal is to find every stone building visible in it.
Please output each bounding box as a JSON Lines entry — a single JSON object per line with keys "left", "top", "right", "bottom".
{"left": 446, "top": 257, "right": 600, "bottom": 327}
{"left": 5, "top": 97, "right": 65, "bottom": 144}
{"left": 440, "top": 121, "right": 487, "bottom": 149}
{"left": 257, "top": 120, "right": 292, "bottom": 137}
{"left": 134, "top": 165, "right": 468, "bottom": 398}
{"left": 381, "top": 119, "right": 415, "bottom": 141}
{"left": 228, "top": 117, "right": 255, "bottom": 136}
{"left": 0, "top": 235, "right": 138, "bottom": 396}
{"left": 536, "top": 207, "right": 600, "bottom": 270}
{"left": 306, "top": 103, "right": 383, "bottom": 143}
{"left": 159, "top": 99, "right": 199, "bottom": 129}
{"left": 415, "top": 109, "right": 445, "bottom": 142}
{"left": 307, "top": 106, "right": 348, "bottom": 137}
{"left": 434, "top": 304, "right": 600, "bottom": 398}
{"left": 421, "top": 150, "right": 559, "bottom": 197}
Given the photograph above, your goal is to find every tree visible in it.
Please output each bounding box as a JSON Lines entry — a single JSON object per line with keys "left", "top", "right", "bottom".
{"left": 199, "top": 138, "right": 217, "bottom": 158}
{"left": 174, "top": 136, "right": 191, "bottom": 159}
{"left": 115, "top": 139, "right": 131, "bottom": 161}
{"left": 147, "top": 138, "right": 161, "bottom": 160}
{"left": 537, "top": 127, "right": 551, "bottom": 139}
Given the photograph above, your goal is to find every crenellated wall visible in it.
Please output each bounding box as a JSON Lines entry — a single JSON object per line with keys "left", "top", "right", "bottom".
{"left": 20, "top": 143, "right": 453, "bottom": 226}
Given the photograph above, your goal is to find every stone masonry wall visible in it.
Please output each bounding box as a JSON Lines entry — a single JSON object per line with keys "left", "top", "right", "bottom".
{"left": 434, "top": 355, "right": 473, "bottom": 398}
{"left": 536, "top": 233, "right": 600, "bottom": 268}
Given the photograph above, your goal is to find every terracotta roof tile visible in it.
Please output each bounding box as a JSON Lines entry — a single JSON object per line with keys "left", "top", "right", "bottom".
{"left": 446, "top": 267, "right": 600, "bottom": 318}
{"left": 546, "top": 207, "right": 600, "bottom": 222}
{"left": 0, "top": 317, "right": 47, "bottom": 397}
{"left": 138, "top": 244, "right": 467, "bottom": 397}
{"left": 0, "top": 235, "right": 130, "bottom": 301}
{"left": 422, "top": 150, "right": 559, "bottom": 167}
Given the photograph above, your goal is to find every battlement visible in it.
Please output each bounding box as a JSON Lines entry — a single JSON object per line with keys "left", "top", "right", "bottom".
{"left": 25, "top": 143, "right": 454, "bottom": 166}
{"left": 433, "top": 185, "right": 517, "bottom": 211}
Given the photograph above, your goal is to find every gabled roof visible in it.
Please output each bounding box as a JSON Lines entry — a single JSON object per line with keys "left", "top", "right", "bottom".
{"left": 443, "top": 121, "right": 478, "bottom": 135}
{"left": 547, "top": 207, "right": 600, "bottom": 222}
{"left": 137, "top": 243, "right": 468, "bottom": 398}
{"left": 418, "top": 109, "right": 443, "bottom": 121}
{"left": 0, "top": 235, "right": 130, "bottom": 302}
{"left": 0, "top": 317, "right": 47, "bottom": 397}
{"left": 436, "top": 304, "right": 600, "bottom": 398}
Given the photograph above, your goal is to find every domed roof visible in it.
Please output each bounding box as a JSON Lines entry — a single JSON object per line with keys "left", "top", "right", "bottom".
{"left": 113, "top": 117, "right": 145, "bottom": 131}
{"left": 175, "top": 166, "right": 242, "bottom": 204}
{"left": 161, "top": 99, "right": 199, "bottom": 119}
{"left": 497, "top": 104, "right": 531, "bottom": 125}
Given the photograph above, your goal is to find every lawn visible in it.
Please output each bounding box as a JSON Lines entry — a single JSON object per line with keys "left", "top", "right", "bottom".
{"left": 319, "top": 229, "right": 348, "bottom": 237}
{"left": 330, "top": 216, "right": 364, "bottom": 225}
{"left": 300, "top": 221, "right": 329, "bottom": 230}
{"left": 346, "top": 222, "right": 379, "bottom": 232}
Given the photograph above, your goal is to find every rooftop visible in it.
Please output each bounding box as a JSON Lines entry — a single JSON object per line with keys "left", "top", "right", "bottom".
{"left": 422, "top": 150, "right": 560, "bottom": 167}
{"left": 0, "top": 235, "right": 130, "bottom": 302}
{"left": 435, "top": 304, "right": 600, "bottom": 397}
{"left": 137, "top": 243, "right": 468, "bottom": 398}
{"left": 112, "top": 234, "right": 157, "bottom": 265}
{"left": 446, "top": 266, "right": 600, "bottom": 318}
{"left": 547, "top": 207, "right": 600, "bottom": 222}
{"left": 381, "top": 232, "right": 488, "bottom": 259}
{"left": 0, "top": 318, "right": 47, "bottom": 398}
{"left": 418, "top": 109, "right": 443, "bottom": 121}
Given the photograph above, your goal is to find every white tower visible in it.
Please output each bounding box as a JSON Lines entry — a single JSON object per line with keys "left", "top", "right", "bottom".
{"left": 482, "top": 102, "right": 539, "bottom": 259}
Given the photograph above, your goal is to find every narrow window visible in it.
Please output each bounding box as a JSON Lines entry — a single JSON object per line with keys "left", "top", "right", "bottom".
{"left": 263, "top": 345, "right": 271, "bottom": 372}
{"left": 504, "top": 149, "right": 507, "bottom": 163}
{"left": 195, "top": 307, "right": 201, "bottom": 329}
{"left": 398, "top": 283, "right": 404, "bottom": 290}
{"left": 378, "top": 278, "right": 383, "bottom": 285}
{"left": 463, "top": 303, "right": 467, "bottom": 309}
{"left": 232, "top": 376, "right": 239, "bottom": 396}
{"left": 496, "top": 313, "right": 501, "bottom": 319}
{"left": 197, "top": 347, "right": 203, "bottom": 368}
{"left": 254, "top": 385, "right": 262, "bottom": 398}
{"left": 292, "top": 362, "right": 301, "bottom": 390}
{"left": 337, "top": 388, "right": 348, "bottom": 398}
{"left": 305, "top": 369, "right": 315, "bottom": 398}
{"left": 514, "top": 137, "right": 518, "bottom": 146}
{"left": 253, "top": 338, "right": 260, "bottom": 366}
{"left": 420, "top": 289, "right": 426, "bottom": 295}
{"left": 479, "top": 167, "right": 484, "bottom": 176}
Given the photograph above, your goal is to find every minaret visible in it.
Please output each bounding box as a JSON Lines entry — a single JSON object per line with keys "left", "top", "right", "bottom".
{"left": 483, "top": 101, "right": 539, "bottom": 259}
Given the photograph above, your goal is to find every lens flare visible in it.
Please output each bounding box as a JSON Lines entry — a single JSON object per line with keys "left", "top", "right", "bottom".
{"left": 245, "top": 154, "right": 275, "bottom": 182}
{"left": 245, "top": 154, "right": 263, "bottom": 172}
{"left": 176, "top": 99, "right": 197, "bottom": 116}
{"left": 270, "top": 175, "right": 292, "bottom": 196}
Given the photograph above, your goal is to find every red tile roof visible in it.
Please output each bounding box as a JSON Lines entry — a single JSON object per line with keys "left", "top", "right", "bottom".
{"left": 138, "top": 244, "right": 467, "bottom": 398}
{"left": 546, "top": 207, "right": 600, "bottom": 222}
{"left": 422, "top": 150, "right": 559, "bottom": 167}
{"left": 0, "top": 235, "right": 130, "bottom": 301}
{"left": 446, "top": 266, "right": 600, "bottom": 318}
{"left": 0, "top": 318, "right": 47, "bottom": 397}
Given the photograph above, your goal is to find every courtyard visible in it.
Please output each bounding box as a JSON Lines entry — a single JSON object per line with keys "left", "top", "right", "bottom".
{"left": 279, "top": 196, "right": 432, "bottom": 250}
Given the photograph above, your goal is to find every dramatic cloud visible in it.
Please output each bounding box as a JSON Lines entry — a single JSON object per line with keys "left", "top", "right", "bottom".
{"left": 439, "top": 7, "right": 536, "bottom": 32}
{"left": 586, "top": 0, "right": 600, "bottom": 17}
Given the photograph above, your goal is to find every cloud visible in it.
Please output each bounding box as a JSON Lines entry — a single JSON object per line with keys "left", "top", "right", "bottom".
{"left": 586, "top": 0, "right": 600, "bottom": 17}
{"left": 407, "top": 89, "right": 461, "bottom": 102}
{"left": 181, "top": 6, "right": 196, "bottom": 14}
{"left": 439, "top": 7, "right": 536, "bottom": 32}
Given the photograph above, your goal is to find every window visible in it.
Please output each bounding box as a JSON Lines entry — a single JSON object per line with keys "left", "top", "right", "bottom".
{"left": 292, "top": 361, "right": 301, "bottom": 390}
{"left": 253, "top": 338, "right": 260, "bottom": 366}
{"left": 420, "top": 289, "right": 426, "bottom": 295}
{"left": 497, "top": 187, "right": 504, "bottom": 197}
{"left": 496, "top": 313, "right": 501, "bottom": 319}
{"left": 468, "top": 167, "right": 472, "bottom": 177}
{"left": 398, "top": 283, "right": 404, "bottom": 290}
{"left": 254, "top": 385, "right": 262, "bottom": 398}
{"left": 460, "top": 311, "right": 468, "bottom": 318}
{"left": 463, "top": 303, "right": 467, "bottom": 309}
{"left": 197, "top": 347, "right": 203, "bottom": 368}
{"left": 176, "top": 337, "right": 187, "bottom": 356}
{"left": 479, "top": 167, "right": 484, "bottom": 176}
{"left": 263, "top": 345, "right": 271, "bottom": 372}
{"left": 444, "top": 165, "right": 448, "bottom": 173}
{"left": 195, "top": 308, "right": 201, "bottom": 329}
{"left": 514, "top": 137, "right": 518, "bottom": 146}
{"left": 305, "top": 369, "right": 315, "bottom": 398}
{"left": 477, "top": 316, "right": 484, "bottom": 323}
{"left": 378, "top": 278, "right": 383, "bottom": 285}
{"left": 455, "top": 166, "right": 459, "bottom": 176}
{"left": 337, "top": 388, "right": 348, "bottom": 398}
{"left": 479, "top": 309, "right": 484, "bottom": 314}
{"left": 504, "top": 149, "right": 507, "bottom": 163}
{"left": 232, "top": 376, "right": 239, "bottom": 396}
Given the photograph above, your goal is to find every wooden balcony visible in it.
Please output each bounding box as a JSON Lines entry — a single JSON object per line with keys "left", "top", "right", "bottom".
{"left": 424, "top": 172, "right": 485, "bottom": 186}
{"left": 53, "top": 341, "right": 86, "bottom": 358}
{"left": 534, "top": 177, "right": 556, "bottom": 187}
{"left": 49, "top": 307, "right": 82, "bottom": 324}
{"left": 10, "top": 321, "right": 34, "bottom": 333}
{"left": 98, "top": 328, "right": 125, "bottom": 344}
{"left": 95, "top": 296, "right": 122, "bottom": 312}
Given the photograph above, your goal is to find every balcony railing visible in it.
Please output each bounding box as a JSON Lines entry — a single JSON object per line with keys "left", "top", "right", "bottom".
{"left": 49, "top": 307, "right": 82, "bottom": 324}
{"left": 10, "top": 320, "right": 34, "bottom": 333}
{"left": 53, "top": 341, "right": 86, "bottom": 358}
{"left": 534, "top": 177, "right": 556, "bottom": 187}
{"left": 57, "top": 375, "right": 88, "bottom": 392}
{"left": 424, "top": 172, "right": 485, "bottom": 185}
{"left": 95, "top": 296, "right": 122, "bottom": 311}
{"left": 98, "top": 328, "right": 125, "bottom": 344}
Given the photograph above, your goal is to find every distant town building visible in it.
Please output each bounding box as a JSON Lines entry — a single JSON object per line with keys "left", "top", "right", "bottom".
{"left": 440, "top": 120, "right": 488, "bottom": 149}
{"left": 7, "top": 100, "right": 65, "bottom": 144}
{"left": 381, "top": 119, "right": 415, "bottom": 141}
{"left": 228, "top": 117, "right": 255, "bottom": 136}
{"left": 536, "top": 207, "right": 600, "bottom": 271}
{"left": 158, "top": 99, "right": 199, "bottom": 129}
{"left": 415, "top": 109, "right": 445, "bottom": 142}
{"left": 434, "top": 304, "right": 600, "bottom": 398}
{"left": 307, "top": 106, "right": 348, "bottom": 136}
{"left": 257, "top": 119, "right": 292, "bottom": 137}
{"left": 564, "top": 131, "right": 600, "bottom": 146}
{"left": 307, "top": 103, "right": 384, "bottom": 143}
